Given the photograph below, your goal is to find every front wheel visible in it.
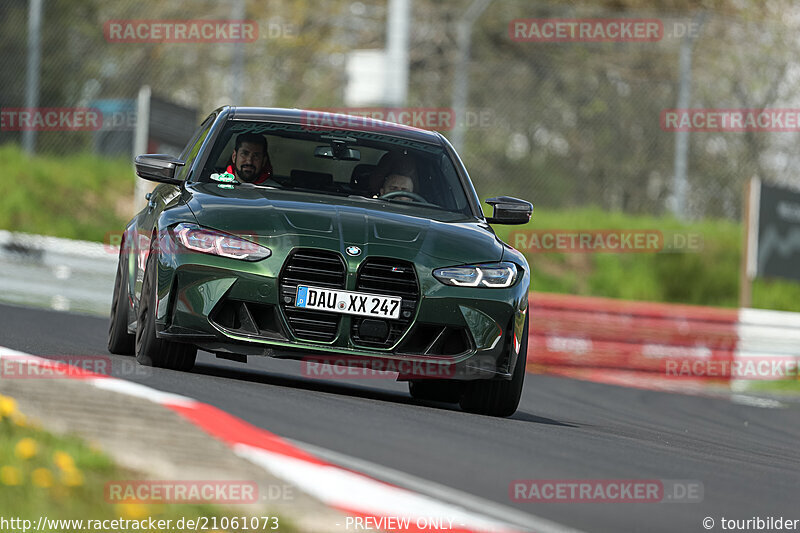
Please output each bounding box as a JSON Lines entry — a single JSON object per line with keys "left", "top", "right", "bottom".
{"left": 459, "top": 311, "right": 528, "bottom": 417}
{"left": 135, "top": 246, "right": 197, "bottom": 371}
{"left": 108, "top": 248, "right": 135, "bottom": 355}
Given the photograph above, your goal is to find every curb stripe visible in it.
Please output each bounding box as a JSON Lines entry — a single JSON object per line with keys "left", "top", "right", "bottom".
{"left": 165, "top": 401, "right": 327, "bottom": 466}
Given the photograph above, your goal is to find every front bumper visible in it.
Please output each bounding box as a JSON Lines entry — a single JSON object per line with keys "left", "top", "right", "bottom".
{"left": 153, "top": 248, "right": 529, "bottom": 381}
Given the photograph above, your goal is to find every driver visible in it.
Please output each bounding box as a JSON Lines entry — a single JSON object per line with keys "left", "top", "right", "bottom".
{"left": 368, "top": 151, "right": 417, "bottom": 196}
{"left": 213, "top": 132, "right": 273, "bottom": 184}
{"left": 380, "top": 173, "right": 415, "bottom": 197}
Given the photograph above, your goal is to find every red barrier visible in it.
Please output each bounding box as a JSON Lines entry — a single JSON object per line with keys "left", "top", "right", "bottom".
{"left": 527, "top": 292, "right": 738, "bottom": 379}
{"left": 535, "top": 309, "right": 738, "bottom": 347}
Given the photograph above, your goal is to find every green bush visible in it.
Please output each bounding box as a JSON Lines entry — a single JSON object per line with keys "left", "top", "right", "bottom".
{"left": 0, "top": 144, "right": 133, "bottom": 242}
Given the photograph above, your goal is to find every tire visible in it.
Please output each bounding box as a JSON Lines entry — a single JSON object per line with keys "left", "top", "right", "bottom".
{"left": 135, "top": 245, "right": 197, "bottom": 371}
{"left": 408, "top": 379, "right": 462, "bottom": 403}
{"left": 108, "top": 248, "right": 135, "bottom": 355}
{"left": 459, "top": 312, "right": 528, "bottom": 417}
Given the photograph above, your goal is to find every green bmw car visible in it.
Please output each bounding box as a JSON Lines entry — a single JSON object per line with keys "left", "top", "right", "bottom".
{"left": 108, "top": 107, "right": 532, "bottom": 417}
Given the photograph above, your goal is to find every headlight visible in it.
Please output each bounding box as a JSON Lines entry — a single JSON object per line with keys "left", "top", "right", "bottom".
{"left": 433, "top": 262, "right": 518, "bottom": 288}
{"left": 173, "top": 223, "right": 271, "bottom": 261}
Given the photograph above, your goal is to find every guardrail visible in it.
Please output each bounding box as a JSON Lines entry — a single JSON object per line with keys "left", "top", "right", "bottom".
{"left": 528, "top": 292, "right": 800, "bottom": 381}
{"left": 0, "top": 230, "right": 116, "bottom": 315}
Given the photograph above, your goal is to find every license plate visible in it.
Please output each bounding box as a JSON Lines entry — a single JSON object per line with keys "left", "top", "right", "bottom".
{"left": 295, "top": 286, "right": 401, "bottom": 319}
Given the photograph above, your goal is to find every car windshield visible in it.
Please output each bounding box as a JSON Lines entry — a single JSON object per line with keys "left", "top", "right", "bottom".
{"left": 197, "top": 120, "right": 474, "bottom": 217}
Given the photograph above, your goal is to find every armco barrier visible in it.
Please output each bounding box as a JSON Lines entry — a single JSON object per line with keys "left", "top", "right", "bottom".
{"left": 734, "top": 308, "right": 800, "bottom": 377}
{"left": 0, "top": 230, "right": 116, "bottom": 315}
{"left": 527, "top": 292, "right": 800, "bottom": 381}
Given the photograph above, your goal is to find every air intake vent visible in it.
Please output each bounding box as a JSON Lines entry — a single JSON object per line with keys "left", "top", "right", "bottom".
{"left": 279, "top": 249, "right": 346, "bottom": 342}
{"left": 210, "top": 299, "right": 286, "bottom": 340}
{"left": 351, "top": 258, "right": 419, "bottom": 348}
{"left": 396, "top": 324, "right": 472, "bottom": 357}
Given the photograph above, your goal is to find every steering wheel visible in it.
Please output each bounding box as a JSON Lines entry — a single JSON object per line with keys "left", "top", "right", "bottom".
{"left": 380, "top": 190, "right": 428, "bottom": 203}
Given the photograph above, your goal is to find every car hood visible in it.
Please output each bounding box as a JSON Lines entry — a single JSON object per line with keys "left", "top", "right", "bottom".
{"left": 182, "top": 183, "right": 504, "bottom": 264}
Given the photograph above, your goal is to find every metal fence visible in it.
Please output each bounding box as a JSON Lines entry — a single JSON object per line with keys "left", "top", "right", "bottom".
{"left": 1, "top": 0, "right": 798, "bottom": 221}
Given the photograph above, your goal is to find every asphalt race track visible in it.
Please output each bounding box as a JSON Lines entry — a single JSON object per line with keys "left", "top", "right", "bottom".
{"left": 2, "top": 302, "right": 799, "bottom": 533}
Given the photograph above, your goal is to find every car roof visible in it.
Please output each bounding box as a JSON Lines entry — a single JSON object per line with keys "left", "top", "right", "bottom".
{"left": 228, "top": 107, "right": 445, "bottom": 145}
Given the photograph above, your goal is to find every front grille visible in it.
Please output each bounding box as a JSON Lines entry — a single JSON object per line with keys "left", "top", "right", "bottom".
{"left": 279, "top": 249, "right": 346, "bottom": 342}
{"left": 351, "top": 258, "right": 419, "bottom": 348}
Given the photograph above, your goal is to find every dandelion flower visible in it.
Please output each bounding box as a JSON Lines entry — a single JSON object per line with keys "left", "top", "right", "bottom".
{"left": 53, "top": 451, "right": 75, "bottom": 472}
{"left": 60, "top": 468, "right": 83, "bottom": 487}
{"left": 115, "top": 503, "right": 149, "bottom": 520}
{"left": 0, "top": 396, "right": 18, "bottom": 418}
{"left": 31, "top": 468, "right": 53, "bottom": 488}
{"left": 14, "top": 438, "right": 37, "bottom": 460}
{"left": 0, "top": 466, "right": 22, "bottom": 486}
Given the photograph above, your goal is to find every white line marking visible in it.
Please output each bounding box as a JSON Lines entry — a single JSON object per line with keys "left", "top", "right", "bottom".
{"left": 729, "top": 394, "right": 784, "bottom": 409}
{"left": 285, "top": 439, "right": 585, "bottom": 533}
{"left": 89, "top": 376, "right": 196, "bottom": 407}
{"left": 235, "top": 443, "right": 540, "bottom": 533}
{"left": 0, "top": 349, "right": 196, "bottom": 406}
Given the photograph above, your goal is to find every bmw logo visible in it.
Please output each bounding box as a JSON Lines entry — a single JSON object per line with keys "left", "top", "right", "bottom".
{"left": 346, "top": 246, "right": 362, "bottom": 256}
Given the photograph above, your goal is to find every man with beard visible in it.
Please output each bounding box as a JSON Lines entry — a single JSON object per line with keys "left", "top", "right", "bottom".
{"left": 213, "top": 132, "right": 273, "bottom": 184}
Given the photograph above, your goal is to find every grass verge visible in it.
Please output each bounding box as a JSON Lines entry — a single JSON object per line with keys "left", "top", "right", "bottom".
{"left": 0, "top": 144, "right": 133, "bottom": 242}
{"left": 736, "top": 380, "right": 800, "bottom": 396}
{"left": 0, "top": 393, "right": 293, "bottom": 531}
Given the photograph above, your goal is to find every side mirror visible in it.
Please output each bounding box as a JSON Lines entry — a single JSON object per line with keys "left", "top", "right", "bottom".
{"left": 485, "top": 196, "right": 533, "bottom": 225}
{"left": 135, "top": 154, "right": 185, "bottom": 185}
